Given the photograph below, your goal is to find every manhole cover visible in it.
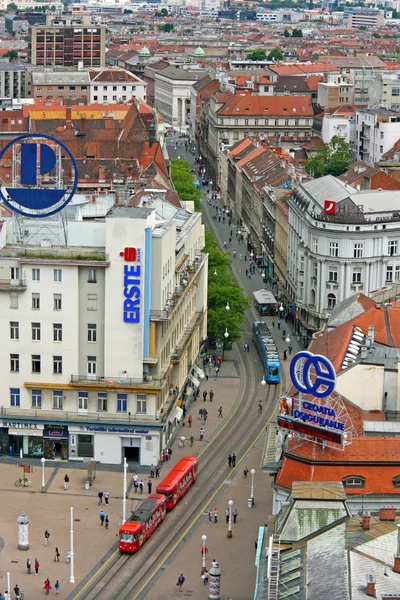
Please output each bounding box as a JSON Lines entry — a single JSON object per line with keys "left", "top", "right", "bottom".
{"left": 11, "top": 560, "right": 18, "bottom": 564}
{"left": 74, "top": 519, "right": 81, "bottom": 522}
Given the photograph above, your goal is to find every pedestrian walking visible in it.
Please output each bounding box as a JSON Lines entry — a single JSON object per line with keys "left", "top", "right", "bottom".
{"left": 232, "top": 452, "right": 236, "bottom": 467}
{"left": 202, "top": 390, "right": 207, "bottom": 402}
{"left": 43, "top": 579, "right": 52, "bottom": 596}
{"left": 259, "top": 400, "right": 263, "bottom": 412}
{"left": 283, "top": 350, "right": 287, "bottom": 360}
{"left": 179, "top": 435, "right": 186, "bottom": 448}
{"left": 13, "top": 585, "right": 20, "bottom": 600}
{"left": 233, "top": 508, "right": 238, "bottom": 523}
{"left": 132, "top": 473, "right": 139, "bottom": 493}
{"left": 202, "top": 571, "right": 209, "bottom": 585}
{"left": 228, "top": 454, "right": 232, "bottom": 467}
{"left": 54, "top": 548, "right": 60, "bottom": 562}
{"left": 199, "top": 407, "right": 204, "bottom": 420}
{"left": 34, "top": 558, "right": 39, "bottom": 575}
{"left": 99, "top": 510, "right": 105, "bottom": 526}
{"left": 176, "top": 574, "right": 185, "bottom": 592}
{"left": 147, "top": 480, "right": 152, "bottom": 494}
{"left": 288, "top": 344, "right": 293, "bottom": 355}
{"left": 225, "top": 508, "right": 229, "bottom": 523}
{"left": 254, "top": 540, "right": 258, "bottom": 551}
{"left": 190, "top": 435, "right": 194, "bottom": 446}
{"left": 215, "top": 366, "right": 219, "bottom": 377}
{"left": 54, "top": 580, "right": 60, "bottom": 595}
{"left": 104, "top": 491, "right": 109, "bottom": 505}
{"left": 44, "top": 530, "right": 50, "bottom": 546}
{"left": 188, "top": 415, "right": 193, "bottom": 427}
{"left": 277, "top": 319, "right": 281, "bottom": 329}
{"left": 272, "top": 318, "right": 275, "bottom": 327}
{"left": 203, "top": 410, "right": 208, "bottom": 424}
{"left": 155, "top": 466, "right": 160, "bottom": 478}
{"left": 26, "top": 559, "right": 31, "bottom": 574}
{"left": 209, "top": 390, "right": 214, "bottom": 402}
{"left": 214, "top": 508, "right": 218, "bottom": 523}
{"left": 218, "top": 406, "right": 223, "bottom": 418}
{"left": 208, "top": 509, "right": 213, "bottom": 523}
{"left": 63, "top": 474, "right": 69, "bottom": 490}
{"left": 150, "top": 464, "right": 155, "bottom": 478}
{"left": 139, "top": 480, "right": 144, "bottom": 495}
{"left": 212, "top": 559, "right": 219, "bottom": 568}
{"left": 200, "top": 428, "right": 204, "bottom": 441}
{"left": 98, "top": 491, "right": 103, "bottom": 505}
{"left": 282, "top": 329, "right": 286, "bottom": 340}
{"left": 205, "top": 370, "right": 209, "bottom": 381}
{"left": 105, "top": 515, "right": 109, "bottom": 529}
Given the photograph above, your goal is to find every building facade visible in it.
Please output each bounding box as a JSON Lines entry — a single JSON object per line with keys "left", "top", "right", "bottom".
{"left": 0, "top": 206, "right": 207, "bottom": 465}
{"left": 356, "top": 108, "right": 400, "bottom": 165}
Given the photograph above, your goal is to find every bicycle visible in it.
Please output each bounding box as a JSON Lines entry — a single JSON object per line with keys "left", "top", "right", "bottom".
{"left": 15, "top": 478, "right": 32, "bottom": 488}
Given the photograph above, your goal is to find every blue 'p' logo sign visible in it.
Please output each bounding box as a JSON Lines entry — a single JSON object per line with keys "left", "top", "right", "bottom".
{"left": 290, "top": 351, "right": 336, "bottom": 398}
{"left": 0, "top": 133, "right": 78, "bottom": 218}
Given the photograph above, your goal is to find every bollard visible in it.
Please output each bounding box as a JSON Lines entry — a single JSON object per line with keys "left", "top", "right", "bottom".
{"left": 208, "top": 563, "right": 221, "bottom": 600}
{"left": 17, "top": 512, "right": 30, "bottom": 551}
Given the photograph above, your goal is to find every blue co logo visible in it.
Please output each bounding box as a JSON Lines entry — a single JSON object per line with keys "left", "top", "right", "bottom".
{"left": 0, "top": 133, "right": 78, "bottom": 218}
{"left": 290, "top": 351, "right": 336, "bottom": 398}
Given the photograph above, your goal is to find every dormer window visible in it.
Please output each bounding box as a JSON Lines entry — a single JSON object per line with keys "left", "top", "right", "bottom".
{"left": 342, "top": 476, "right": 365, "bottom": 488}
{"left": 393, "top": 476, "right": 400, "bottom": 488}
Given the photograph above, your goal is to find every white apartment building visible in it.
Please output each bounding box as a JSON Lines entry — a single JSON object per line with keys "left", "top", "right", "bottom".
{"left": 287, "top": 175, "right": 400, "bottom": 334}
{"left": 368, "top": 71, "right": 400, "bottom": 111}
{"left": 89, "top": 69, "right": 147, "bottom": 104}
{"left": 0, "top": 203, "right": 207, "bottom": 465}
{"left": 356, "top": 108, "right": 400, "bottom": 165}
{"left": 322, "top": 107, "right": 356, "bottom": 148}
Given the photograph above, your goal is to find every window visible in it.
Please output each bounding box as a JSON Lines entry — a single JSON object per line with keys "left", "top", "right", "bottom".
{"left": 329, "top": 242, "right": 339, "bottom": 257}
{"left": 93, "top": 95, "right": 98, "bottom": 101}
{"left": 313, "top": 237, "right": 318, "bottom": 253}
{"left": 392, "top": 87, "right": 400, "bottom": 96}
{"left": 98, "top": 392, "right": 108, "bottom": 412}
{"left": 87, "top": 293, "right": 97, "bottom": 310}
{"left": 87, "top": 356, "right": 97, "bottom": 376}
{"left": 10, "top": 321, "right": 19, "bottom": 340}
{"left": 10, "top": 293, "right": 18, "bottom": 309}
{"left": 343, "top": 476, "right": 365, "bottom": 488}
{"left": 328, "top": 269, "right": 338, "bottom": 282}
{"left": 300, "top": 256, "right": 304, "bottom": 273}
{"left": 388, "top": 240, "right": 398, "bottom": 256}
{"left": 327, "top": 293, "right": 336, "bottom": 310}
{"left": 53, "top": 355, "right": 62, "bottom": 374}
{"left": 313, "top": 262, "right": 318, "bottom": 278}
{"left": 353, "top": 243, "right": 364, "bottom": 258}
{"left": 32, "top": 322, "right": 41, "bottom": 341}
{"left": 88, "top": 269, "right": 97, "bottom": 283}
{"left": 352, "top": 268, "right": 362, "bottom": 283}
{"left": 54, "top": 269, "right": 62, "bottom": 282}
{"left": 53, "top": 323, "right": 62, "bottom": 342}
{"left": 78, "top": 391, "right": 88, "bottom": 411}
{"left": 87, "top": 323, "right": 97, "bottom": 343}
{"left": 32, "top": 268, "right": 40, "bottom": 281}
{"left": 137, "top": 394, "right": 147, "bottom": 413}
{"left": 53, "top": 294, "right": 62, "bottom": 310}
{"left": 10, "top": 387, "right": 20, "bottom": 406}
{"left": 32, "top": 293, "right": 40, "bottom": 310}
{"left": 395, "top": 265, "right": 400, "bottom": 281}
{"left": 31, "top": 389, "right": 41, "bottom": 408}
{"left": 10, "top": 353, "right": 19, "bottom": 372}
{"left": 53, "top": 390, "right": 63, "bottom": 410}
{"left": 10, "top": 267, "right": 20, "bottom": 280}
{"left": 386, "top": 266, "right": 393, "bottom": 282}
{"left": 393, "top": 475, "right": 400, "bottom": 488}
{"left": 117, "top": 393, "right": 127, "bottom": 412}
{"left": 32, "top": 354, "right": 41, "bottom": 373}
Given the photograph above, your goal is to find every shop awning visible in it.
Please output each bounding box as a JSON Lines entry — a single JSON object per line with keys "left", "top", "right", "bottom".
{"left": 253, "top": 289, "right": 277, "bottom": 305}
{"left": 189, "top": 374, "right": 200, "bottom": 388}
{"left": 168, "top": 406, "right": 183, "bottom": 424}
{"left": 9, "top": 428, "right": 42, "bottom": 437}
{"left": 193, "top": 365, "right": 204, "bottom": 380}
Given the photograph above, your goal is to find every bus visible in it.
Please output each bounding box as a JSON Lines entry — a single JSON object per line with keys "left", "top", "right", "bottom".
{"left": 156, "top": 456, "right": 198, "bottom": 510}
{"left": 253, "top": 321, "right": 281, "bottom": 384}
{"left": 119, "top": 494, "right": 166, "bottom": 553}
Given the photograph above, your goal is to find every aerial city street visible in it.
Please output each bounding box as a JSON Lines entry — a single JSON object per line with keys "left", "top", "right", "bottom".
{"left": 1, "top": 0, "right": 400, "bottom": 599}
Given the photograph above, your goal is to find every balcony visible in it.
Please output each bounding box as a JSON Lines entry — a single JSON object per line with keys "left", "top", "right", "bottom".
{"left": 0, "top": 406, "right": 157, "bottom": 423}
{"left": 70, "top": 374, "right": 165, "bottom": 388}
{"left": 0, "top": 278, "right": 26, "bottom": 291}
{"left": 170, "top": 311, "right": 205, "bottom": 362}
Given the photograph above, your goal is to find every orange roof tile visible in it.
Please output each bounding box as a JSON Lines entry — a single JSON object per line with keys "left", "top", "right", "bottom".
{"left": 216, "top": 95, "right": 313, "bottom": 117}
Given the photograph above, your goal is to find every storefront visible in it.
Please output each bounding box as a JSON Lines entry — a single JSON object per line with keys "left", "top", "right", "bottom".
{"left": 43, "top": 425, "right": 69, "bottom": 460}
{"left": 4, "top": 423, "right": 44, "bottom": 457}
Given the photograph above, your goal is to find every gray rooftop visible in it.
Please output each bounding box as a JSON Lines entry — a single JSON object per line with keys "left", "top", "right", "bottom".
{"left": 299, "top": 175, "right": 356, "bottom": 208}
{"left": 329, "top": 292, "right": 369, "bottom": 327}
{"left": 32, "top": 71, "right": 90, "bottom": 85}
{"left": 110, "top": 207, "right": 152, "bottom": 219}
{"left": 156, "top": 65, "right": 207, "bottom": 81}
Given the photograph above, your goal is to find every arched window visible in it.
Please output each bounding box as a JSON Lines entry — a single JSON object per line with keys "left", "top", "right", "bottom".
{"left": 342, "top": 475, "right": 365, "bottom": 488}
{"left": 393, "top": 476, "right": 400, "bottom": 488}
{"left": 327, "top": 293, "right": 336, "bottom": 310}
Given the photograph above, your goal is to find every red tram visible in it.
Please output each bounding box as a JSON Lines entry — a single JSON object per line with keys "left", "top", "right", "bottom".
{"left": 119, "top": 494, "right": 166, "bottom": 553}
{"left": 156, "top": 456, "right": 198, "bottom": 510}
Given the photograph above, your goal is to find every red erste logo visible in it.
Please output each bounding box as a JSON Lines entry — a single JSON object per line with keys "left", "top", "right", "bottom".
{"left": 324, "top": 200, "right": 336, "bottom": 215}
{"left": 120, "top": 247, "right": 137, "bottom": 261}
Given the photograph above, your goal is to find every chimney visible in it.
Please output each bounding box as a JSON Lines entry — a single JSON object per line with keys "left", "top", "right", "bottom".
{"left": 368, "top": 325, "right": 375, "bottom": 344}
{"left": 379, "top": 507, "right": 396, "bottom": 521}
{"left": 394, "top": 524, "right": 400, "bottom": 574}
{"left": 366, "top": 575, "right": 376, "bottom": 597}
{"left": 362, "top": 511, "right": 371, "bottom": 530}
{"left": 80, "top": 117, "right": 86, "bottom": 135}
{"left": 66, "top": 106, "right": 72, "bottom": 129}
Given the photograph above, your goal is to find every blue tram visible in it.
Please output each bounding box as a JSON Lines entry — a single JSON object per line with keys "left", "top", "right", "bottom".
{"left": 252, "top": 321, "right": 281, "bottom": 384}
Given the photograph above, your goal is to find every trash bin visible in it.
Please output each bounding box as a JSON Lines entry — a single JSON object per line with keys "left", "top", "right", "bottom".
{"left": 248, "top": 498, "right": 253, "bottom": 508}
{"left": 84, "top": 480, "right": 90, "bottom": 490}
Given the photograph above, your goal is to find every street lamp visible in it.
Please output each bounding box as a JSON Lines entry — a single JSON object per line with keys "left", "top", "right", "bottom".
{"left": 41, "top": 457, "right": 46, "bottom": 492}
{"left": 285, "top": 336, "right": 291, "bottom": 344}
{"left": 223, "top": 328, "right": 229, "bottom": 360}
{"left": 250, "top": 469, "right": 256, "bottom": 506}
{"left": 122, "top": 457, "right": 128, "bottom": 524}
{"left": 226, "top": 302, "right": 230, "bottom": 311}
{"left": 70, "top": 507, "right": 75, "bottom": 584}
{"left": 227, "top": 500, "right": 233, "bottom": 538}
{"left": 261, "top": 377, "right": 266, "bottom": 386}
{"left": 201, "top": 535, "right": 207, "bottom": 573}
{"left": 214, "top": 269, "right": 217, "bottom": 276}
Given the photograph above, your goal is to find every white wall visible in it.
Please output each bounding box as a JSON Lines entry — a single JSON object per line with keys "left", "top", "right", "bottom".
{"left": 94, "top": 433, "right": 121, "bottom": 464}
{"left": 336, "top": 364, "right": 384, "bottom": 410}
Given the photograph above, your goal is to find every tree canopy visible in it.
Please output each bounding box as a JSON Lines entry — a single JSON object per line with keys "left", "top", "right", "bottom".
{"left": 292, "top": 28, "right": 303, "bottom": 37}
{"left": 6, "top": 2, "right": 17, "bottom": 10}
{"left": 283, "top": 29, "right": 290, "bottom": 37}
{"left": 4, "top": 49, "right": 18, "bottom": 59}
{"left": 304, "top": 136, "right": 354, "bottom": 178}
{"left": 267, "top": 47, "right": 284, "bottom": 61}
{"left": 205, "top": 230, "right": 249, "bottom": 346}
{"left": 246, "top": 49, "right": 267, "bottom": 61}
{"left": 158, "top": 23, "right": 174, "bottom": 32}
{"left": 170, "top": 159, "right": 201, "bottom": 211}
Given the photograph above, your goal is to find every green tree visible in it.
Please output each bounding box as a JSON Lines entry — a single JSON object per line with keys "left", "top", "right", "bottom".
{"left": 283, "top": 29, "right": 290, "bottom": 37}
{"left": 304, "top": 136, "right": 354, "bottom": 178}
{"left": 171, "top": 159, "right": 201, "bottom": 211}
{"left": 5, "top": 49, "right": 17, "bottom": 59}
{"left": 292, "top": 28, "right": 303, "bottom": 37}
{"left": 204, "top": 231, "right": 249, "bottom": 346}
{"left": 267, "top": 47, "right": 284, "bottom": 61}
{"left": 246, "top": 49, "right": 267, "bottom": 61}
{"left": 6, "top": 2, "right": 17, "bottom": 10}
{"left": 158, "top": 22, "right": 174, "bottom": 32}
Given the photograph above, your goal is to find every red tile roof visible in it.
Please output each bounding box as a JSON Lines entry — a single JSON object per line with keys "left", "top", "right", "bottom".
{"left": 216, "top": 95, "right": 313, "bottom": 117}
